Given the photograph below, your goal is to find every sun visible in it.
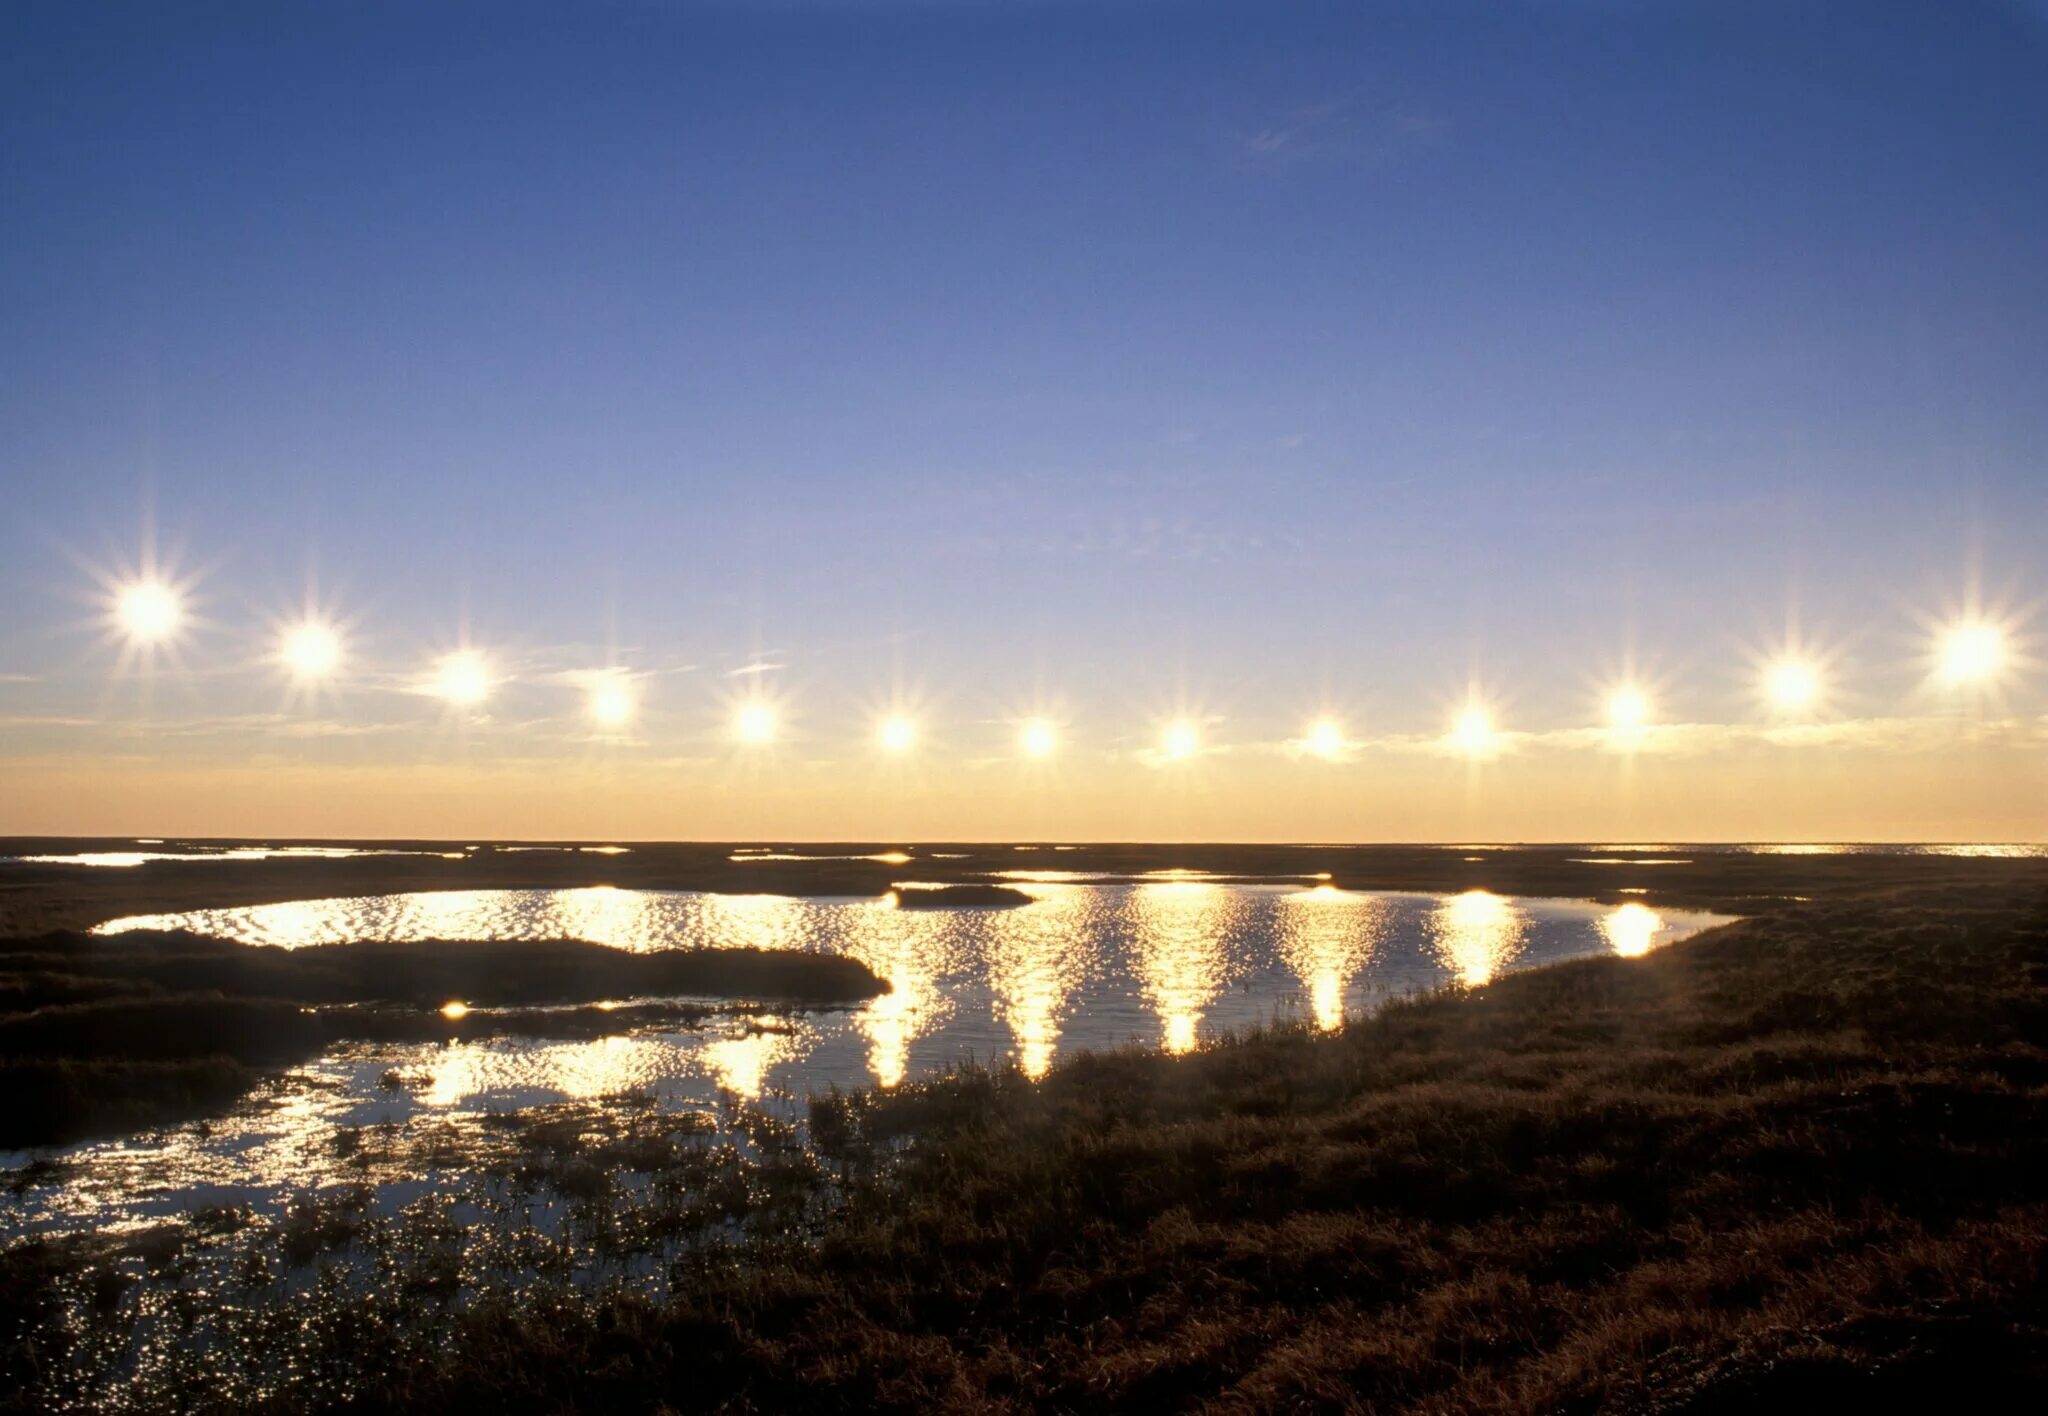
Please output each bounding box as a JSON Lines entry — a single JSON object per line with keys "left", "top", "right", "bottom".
{"left": 878, "top": 714, "right": 917, "bottom": 753}
{"left": 1451, "top": 705, "right": 1496, "bottom": 756}
{"left": 590, "top": 677, "right": 635, "bottom": 728}
{"left": 1303, "top": 718, "right": 1345, "bottom": 759}
{"left": 1764, "top": 658, "right": 1820, "bottom": 712}
{"left": 735, "top": 701, "right": 777, "bottom": 744}
{"left": 1020, "top": 719, "right": 1058, "bottom": 759}
{"left": 1936, "top": 621, "right": 2004, "bottom": 686}
{"left": 1606, "top": 687, "right": 1650, "bottom": 731}
{"left": 431, "top": 649, "right": 492, "bottom": 706}
{"left": 1160, "top": 720, "right": 1200, "bottom": 761}
{"left": 113, "top": 579, "right": 184, "bottom": 646}
{"left": 280, "top": 620, "right": 343, "bottom": 680}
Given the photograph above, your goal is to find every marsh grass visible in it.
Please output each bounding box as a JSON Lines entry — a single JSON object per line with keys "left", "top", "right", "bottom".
{"left": 0, "top": 932, "right": 886, "bottom": 1145}
{"left": 4, "top": 882, "right": 2047, "bottom": 1411}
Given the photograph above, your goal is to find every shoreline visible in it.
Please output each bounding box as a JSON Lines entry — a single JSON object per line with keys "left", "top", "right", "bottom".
{"left": 5, "top": 838, "right": 2043, "bottom": 934}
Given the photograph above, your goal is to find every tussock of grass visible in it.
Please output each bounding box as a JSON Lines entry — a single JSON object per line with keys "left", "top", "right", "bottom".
{"left": 4, "top": 882, "right": 2046, "bottom": 1411}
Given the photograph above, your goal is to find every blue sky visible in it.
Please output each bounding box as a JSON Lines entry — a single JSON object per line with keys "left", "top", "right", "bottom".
{"left": 2, "top": 1, "right": 2044, "bottom": 838}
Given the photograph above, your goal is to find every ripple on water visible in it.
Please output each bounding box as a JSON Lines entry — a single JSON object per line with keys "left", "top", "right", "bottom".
{"left": 21, "top": 884, "right": 1733, "bottom": 1241}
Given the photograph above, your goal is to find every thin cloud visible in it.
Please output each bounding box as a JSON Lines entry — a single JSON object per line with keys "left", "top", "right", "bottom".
{"left": 1233, "top": 94, "right": 1449, "bottom": 169}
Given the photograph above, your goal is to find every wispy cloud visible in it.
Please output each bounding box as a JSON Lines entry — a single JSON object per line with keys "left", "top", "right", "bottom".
{"left": 1233, "top": 93, "right": 1449, "bottom": 169}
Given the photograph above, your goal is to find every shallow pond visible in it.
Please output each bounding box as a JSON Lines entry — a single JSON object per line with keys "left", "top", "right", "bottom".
{"left": 8, "top": 883, "right": 1729, "bottom": 1239}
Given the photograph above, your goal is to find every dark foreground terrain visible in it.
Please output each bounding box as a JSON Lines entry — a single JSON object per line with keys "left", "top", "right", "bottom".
{"left": 4, "top": 873, "right": 2046, "bottom": 1412}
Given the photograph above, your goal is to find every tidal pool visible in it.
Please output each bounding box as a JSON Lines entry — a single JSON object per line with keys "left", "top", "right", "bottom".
{"left": 10, "top": 883, "right": 1729, "bottom": 1239}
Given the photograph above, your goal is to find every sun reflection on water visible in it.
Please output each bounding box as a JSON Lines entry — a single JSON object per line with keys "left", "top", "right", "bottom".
{"left": 1600, "top": 901, "right": 1665, "bottom": 958}
{"left": 420, "top": 1033, "right": 701, "bottom": 1106}
{"left": 693, "top": 892, "right": 812, "bottom": 951}
{"left": 1277, "top": 884, "right": 1388, "bottom": 1029}
{"left": 841, "top": 895, "right": 957, "bottom": 1087}
{"left": 1430, "top": 889, "right": 1526, "bottom": 986}
{"left": 547, "top": 885, "right": 653, "bottom": 951}
{"left": 1130, "top": 881, "right": 1232, "bottom": 1053}
{"left": 983, "top": 884, "right": 1094, "bottom": 1078}
{"left": 703, "top": 1022, "right": 806, "bottom": 1100}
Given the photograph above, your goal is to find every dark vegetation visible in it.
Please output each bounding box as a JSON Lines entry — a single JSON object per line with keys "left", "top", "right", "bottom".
{"left": 893, "top": 882, "right": 1035, "bottom": 908}
{"left": 5, "top": 877, "right": 2046, "bottom": 1411}
{"left": 0, "top": 931, "right": 884, "bottom": 1146}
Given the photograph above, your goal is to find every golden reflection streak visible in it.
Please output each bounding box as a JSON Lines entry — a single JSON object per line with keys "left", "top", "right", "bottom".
{"left": 695, "top": 892, "right": 812, "bottom": 952}
{"left": 241, "top": 898, "right": 331, "bottom": 948}
{"left": 1600, "top": 901, "right": 1665, "bottom": 958}
{"left": 419, "top": 1034, "right": 690, "bottom": 1106}
{"left": 840, "top": 894, "right": 956, "bottom": 1088}
{"left": 982, "top": 884, "right": 1092, "bottom": 1079}
{"left": 548, "top": 885, "right": 653, "bottom": 951}
{"left": 1277, "top": 884, "right": 1388, "bottom": 1030}
{"left": 1429, "top": 889, "right": 1526, "bottom": 987}
{"left": 1130, "top": 881, "right": 1230, "bottom": 1053}
{"left": 404, "top": 889, "right": 498, "bottom": 940}
{"left": 704, "top": 1022, "right": 801, "bottom": 1100}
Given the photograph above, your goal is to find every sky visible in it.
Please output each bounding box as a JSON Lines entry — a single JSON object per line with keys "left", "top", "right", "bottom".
{"left": 2, "top": 0, "right": 2045, "bottom": 842}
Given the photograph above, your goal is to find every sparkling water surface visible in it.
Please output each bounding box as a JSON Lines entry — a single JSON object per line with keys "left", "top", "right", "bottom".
{"left": 10, "top": 883, "right": 1730, "bottom": 1238}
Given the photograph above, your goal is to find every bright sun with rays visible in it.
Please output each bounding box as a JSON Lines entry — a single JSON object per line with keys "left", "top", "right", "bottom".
{"left": 878, "top": 714, "right": 916, "bottom": 753}
{"left": 1607, "top": 688, "right": 1650, "bottom": 731}
{"left": 1452, "top": 706, "right": 1496, "bottom": 755}
{"left": 1020, "top": 719, "right": 1057, "bottom": 759}
{"left": 590, "top": 678, "right": 634, "bottom": 728}
{"left": 114, "top": 579, "right": 183, "bottom": 645}
{"left": 280, "top": 621, "right": 342, "bottom": 680}
{"left": 1304, "top": 718, "right": 1344, "bottom": 758}
{"left": 1938, "top": 621, "right": 2005, "bottom": 686}
{"left": 431, "top": 650, "right": 491, "bottom": 706}
{"left": 1765, "top": 659, "right": 1820, "bottom": 711}
{"left": 1161, "top": 720, "right": 1200, "bottom": 761}
{"left": 735, "top": 701, "right": 777, "bottom": 744}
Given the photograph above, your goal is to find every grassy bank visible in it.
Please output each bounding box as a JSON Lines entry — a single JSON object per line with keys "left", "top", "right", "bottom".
{"left": 0, "top": 931, "right": 885, "bottom": 1146}
{"left": 5, "top": 879, "right": 2045, "bottom": 1411}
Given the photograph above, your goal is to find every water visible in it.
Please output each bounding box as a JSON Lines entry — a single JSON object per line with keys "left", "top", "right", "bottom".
{"left": 9, "top": 883, "right": 1728, "bottom": 1239}
{"left": 92, "top": 883, "right": 1728, "bottom": 1071}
